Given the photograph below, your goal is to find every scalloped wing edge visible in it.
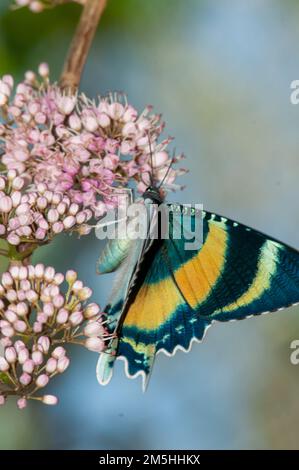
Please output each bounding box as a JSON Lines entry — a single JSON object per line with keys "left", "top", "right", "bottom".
{"left": 96, "top": 301, "right": 299, "bottom": 391}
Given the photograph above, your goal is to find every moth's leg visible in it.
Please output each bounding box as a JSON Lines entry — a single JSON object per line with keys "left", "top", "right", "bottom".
{"left": 94, "top": 216, "right": 128, "bottom": 230}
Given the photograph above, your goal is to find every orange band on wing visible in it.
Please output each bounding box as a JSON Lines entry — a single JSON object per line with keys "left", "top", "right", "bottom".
{"left": 124, "top": 222, "right": 227, "bottom": 331}
{"left": 124, "top": 277, "right": 182, "bottom": 330}
{"left": 174, "top": 222, "right": 228, "bottom": 308}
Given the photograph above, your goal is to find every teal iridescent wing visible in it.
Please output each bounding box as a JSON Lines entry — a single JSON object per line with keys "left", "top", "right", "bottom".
{"left": 98, "top": 206, "right": 299, "bottom": 389}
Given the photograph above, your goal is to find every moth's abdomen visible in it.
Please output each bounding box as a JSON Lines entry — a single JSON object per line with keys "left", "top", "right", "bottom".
{"left": 97, "top": 238, "right": 132, "bottom": 274}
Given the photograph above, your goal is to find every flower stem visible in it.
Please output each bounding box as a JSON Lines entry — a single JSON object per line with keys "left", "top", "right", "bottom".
{"left": 59, "top": 0, "right": 107, "bottom": 91}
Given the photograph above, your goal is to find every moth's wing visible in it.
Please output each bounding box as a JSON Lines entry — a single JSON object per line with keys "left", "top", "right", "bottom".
{"left": 168, "top": 208, "right": 299, "bottom": 321}
{"left": 112, "top": 206, "right": 299, "bottom": 389}
{"left": 97, "top": 202, "right": 158, "bottom": 385}
{"left": 96, "top": 238, "right": 145, "bottom": 385}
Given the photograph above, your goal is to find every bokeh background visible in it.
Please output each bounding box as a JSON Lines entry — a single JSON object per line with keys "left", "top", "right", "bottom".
{"left": 0, "top": 0, "right": 299, "bottom": 450}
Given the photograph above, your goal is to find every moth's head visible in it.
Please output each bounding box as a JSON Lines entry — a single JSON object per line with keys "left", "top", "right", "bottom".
{"left": 143, "top": 185, "right": 164, "bottom": 204}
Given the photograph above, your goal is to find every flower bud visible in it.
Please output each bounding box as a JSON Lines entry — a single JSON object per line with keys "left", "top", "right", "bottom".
{"left": 69, "top": 114, "right": 82, "bottom": 131}
{"left": 52, "top": 221, "right": 64, "bottom": 234}
{"left": 35, "top": 264, "right": 45, "bottom": 278}
{"left": 18, "top": 348, "right": 29, "bottom": 364}
{"left": 2, "top": 272, "right": 13, "bottom": 287}
{"left": 20, "top": 280, "right": 30, "bottom": 292}
{"left": 16, "top": 302, "right": 29, "bottom": 317}
{"left": 38, "top": 63, "right": 49, "bottom": 78}
{"left": 1, "top": 326, "right": 15, "bottom": 338}
{"left": 37, "top": 336, "right": 50, "bottom": 354}
{"left": 46, "top": 358, "right": 57, "bottom": 374}
{"left": 19, "top": 267, "right": 28, "bottom": 280}
{"left": 69, "top": 311, "right": 83, "bottom": 326}
{"left": 7, "top": 170, "right": 17, "bottom": 180}
{"left": 78, "top": 287, "right": 92, "bottom": 301}
{"left": 108, "top": 102, "right": 124, "bottom": 120}
{"left": 43, "top": 303, "right": 54, "bottom": 317}
{"left": 5, "top": 347, "right": 17, "bottom": 363}
{"left": 26, "top": 290, "right": 38, "bottom": 303}
{"left": 84, "top": 321, "right": 103, "bottom": 337}
{"left": 85, "top": 337, "right": 105, "bottom": 353}
{"left": 66, "top": 270, "right": 77, "bottom": 284}
{"left": 47, "top": 208, "right": 59, "bottom": 223}
{"left": 23, "top": 359, "right": 35, "bottom": 374}
{"left": 36, "top": 228, "right": 46, "bottom": 240}
{"left": 5, "top": 309, "right": 18, "bottom": 322}
{"left": 63, "top": 215, "right": 76, "bottom": 229}
{"left": 53, "top": 294, "right": 64, "bottom": 309}
{"left": 82, "top": 115, "right": 98, "bottom": 132}
{"left": 57, "top": 95, "right": 76, "bottom": 115}
{"left": 33, "top": 322, "right": 43, "bottom": 333}
{"left": 0, "top": 357, "right": 10, "bottom": 371}
{"left": 57, "top": 356, "right": 70, "bottom": 373}
{"left": 7, "top": 233, "right": 20, "bottom": 246}
{"left": 56, "top": 309, "right": 69, "bottom": 324}
{"left": 0, "top": 196, "right": 12, "bottom": 213}
{"left": 14, "top": 340, "right": 26, "bottom": 353}
{"left": 49, "top": 285, "right": 59, "bottom": 297}
{"left": 42, "top": 395, "right": 58, "bottom": 406}
{"left": 12, "top": 176, "right": 24, "bottom": 190}
{"left": 32, "top": 351, "right": 43, "bottom": 366}
{"left": 98, "top": 113, "right": 110, "bottom": 128}
{"left": 44, "top": 267, "right": 55, "bottom": 282}
{"left": 52, "top": 347, "right": 66, "bottom": 360}
{"left": 17, "top": 397, "right": 27, "bottom": 410}
{"left": 36, "top": 196, "right": 48, "bottom": 210}
{"left": 6, "top": 287, "right": 17, "bottom": 302}
{"left": 54, "top": 273, "right": 64, "bottom": 285}
{"left": 14, "top": 320, "right": 27, "bottom": 333}
{"left": 36, "top": 374, "right": 49, "bottom": 388}
{"left": 19, "top": 373, "right": 32, "bottom": 386}
{"left": 11, "top": 191, "right": 22, "bottom": 207}
{"left": 72, "top": 280, "right": 83, "bottom": 292}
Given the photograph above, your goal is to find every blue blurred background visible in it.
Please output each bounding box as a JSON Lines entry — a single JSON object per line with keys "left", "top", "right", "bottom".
{"left": 0, "top": 0, "right": 299, "bottom": 450}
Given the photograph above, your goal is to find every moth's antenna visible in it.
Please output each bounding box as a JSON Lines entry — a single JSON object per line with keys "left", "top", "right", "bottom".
{"left": 147, "top": 132, "right": 154, "bottom": 187}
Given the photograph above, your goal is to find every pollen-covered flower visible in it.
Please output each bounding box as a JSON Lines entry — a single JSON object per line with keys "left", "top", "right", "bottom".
{"left": 0, "top": 264, "right": 110, "bottom": 407}
{"left": 0, "top": 65, "right": 186, "bottom": 217}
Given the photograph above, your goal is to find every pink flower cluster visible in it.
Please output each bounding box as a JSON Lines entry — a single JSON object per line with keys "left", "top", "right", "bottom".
{"left": 0, "top": 65, "right": 185, "bottom": 217}
{"left": 13, "top": 0, "right": 85, "bottom": 13}
{"left": 0, "top": 63, "right": 186, "bottom": 408}
{"left": 0, "top": 340, "right": 69, "bottom": 408}
{"left": 0, "top": 264, "right": 110, "bottom": 407}
{"left": 0, "top": 171, "right": 92, "bottom": 257}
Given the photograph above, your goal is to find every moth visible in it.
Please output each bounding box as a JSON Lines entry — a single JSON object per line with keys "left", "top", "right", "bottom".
{"left": 96, "top": 184, "right": 299, "bottom": 390}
